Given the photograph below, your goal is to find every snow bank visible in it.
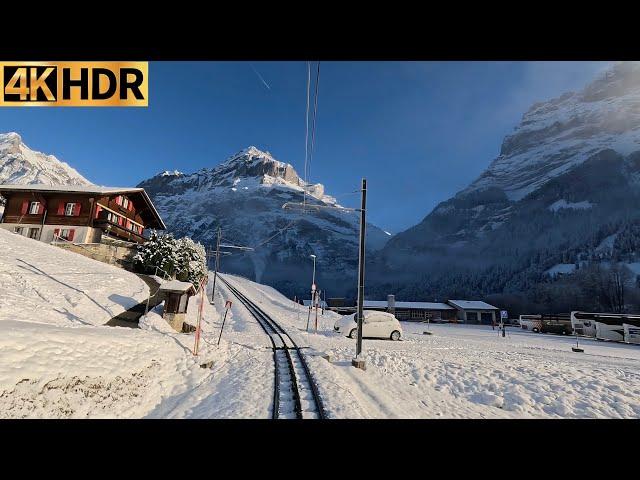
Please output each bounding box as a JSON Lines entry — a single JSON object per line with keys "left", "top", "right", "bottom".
{"left": 0, "top": 230, "right": 217, "bottom": 418}
{"left": 0, "top": 319, "right": 206, "bottom": 418}
{"left": 0, "top": 229, "right": 148, "bottom": 326}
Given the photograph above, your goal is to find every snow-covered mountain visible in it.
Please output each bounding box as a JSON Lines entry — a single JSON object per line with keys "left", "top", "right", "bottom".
{"left": 373, "top": 62, "right": 640, "bottom": 311}
{"left": 0, "top": 132, "right": 91, "bottom": 186}
{"left": 138, "top": 146, "right": 391, "bottom": 297}
{"left": 464, "top": 62, "right": 640, "bottom": 201}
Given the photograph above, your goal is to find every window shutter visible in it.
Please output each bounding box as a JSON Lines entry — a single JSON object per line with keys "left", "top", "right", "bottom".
{"left": 21, "top": 201, "right": 28, "bottom": 215}
{"left": 74, "top": 203, "right": 82, "bottom": 216}
{"left": 57, "top": 202, "right": 65, "bottom": 215}
{"left": 116, "top": 196, "right": 122, "bottom": 206}
{"left": 95, "top": 206, "right": 102, "bottom": 219}
{"left": 68, "top": 229, "right": 75, "bottom": 241}
{"left": 128, "top": 201, "right": 133, "bottom": 211}
{"left": 38, "top": 203, "right": 44, "bottom": 214}
{"left": 54, "top": 228, "right": 60, "bottom": 237}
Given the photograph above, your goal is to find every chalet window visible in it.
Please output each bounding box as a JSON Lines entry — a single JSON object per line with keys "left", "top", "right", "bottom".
{"left": 122, "top": 197, "right": 129, "bottom": 209}
{"left": 14, "top": 227, "right": 23, "bottom": 235}
{"left": 28, "top": 228, "right": 39, "bottom": 239}
{"left": 28, "top": 202, "right": 40, "bottom": 214}
{"left": 56, "top": 228, "right": 75, "bottom": 241}
{"left": 64, "top": 202, "right": 81, "bottom": 217}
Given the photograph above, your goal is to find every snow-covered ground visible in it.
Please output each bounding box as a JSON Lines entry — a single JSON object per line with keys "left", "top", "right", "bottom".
{"left": 0, "top": 229, "right": 217, "bottom": 418}
{"left": 217, "top": 274, "right": 640, "bottom": 419}
{"left": 3, "top": 229, "right": 640, "bottom": 419}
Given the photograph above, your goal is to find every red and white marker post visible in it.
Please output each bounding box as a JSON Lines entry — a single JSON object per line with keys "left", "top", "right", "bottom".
{"left": 217, "top": 300, "right": 233, "bottom": 346}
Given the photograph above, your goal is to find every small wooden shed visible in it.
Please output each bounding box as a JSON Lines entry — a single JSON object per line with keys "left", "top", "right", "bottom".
{"left": 160, "top": 280, "right": 197, "bottom": 331}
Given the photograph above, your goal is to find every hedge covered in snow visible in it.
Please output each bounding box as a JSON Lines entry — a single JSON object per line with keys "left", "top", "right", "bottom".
{"left": 134, "top": 231, "right": 207, "bottom": 288}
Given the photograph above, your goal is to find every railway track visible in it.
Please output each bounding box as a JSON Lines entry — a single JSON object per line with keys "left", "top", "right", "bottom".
{"left": 219, "top": 276, "right": 326, "bottom": 419}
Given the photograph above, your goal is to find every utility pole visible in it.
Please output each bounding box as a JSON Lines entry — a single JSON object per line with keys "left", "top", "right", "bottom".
{"left": 352, "top": 178, "right": 367, "bottom": 370}
{"left": 210, "top": 226, "right": 221, "bottom": 304}
{"left": 307, "top": 254, "right": 317, "bottom": 332}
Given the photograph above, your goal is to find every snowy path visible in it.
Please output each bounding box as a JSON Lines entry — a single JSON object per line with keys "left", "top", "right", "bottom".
{"left": 143, "top": 276, "right": 275, "bottom": 418}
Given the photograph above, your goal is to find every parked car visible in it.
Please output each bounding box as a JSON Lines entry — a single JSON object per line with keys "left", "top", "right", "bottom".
{"left": 334, "top": 310, "right": 403, "bottom": 341}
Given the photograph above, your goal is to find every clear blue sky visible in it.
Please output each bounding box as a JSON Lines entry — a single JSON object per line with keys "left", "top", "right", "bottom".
{"left": 0, "top": 61, "right": 611, "bottom": 233}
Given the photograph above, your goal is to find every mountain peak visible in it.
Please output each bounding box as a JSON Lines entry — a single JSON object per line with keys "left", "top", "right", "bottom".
{"left": 0, "top": 131, "right": 92, "bottom": 186}
{"left": 222, "top": 146, "right": 283, "bottom": 168}
{"left": 579, "top": 61, "right": 640, "bottom": 102}
{"left": 464, "top": 61, "right": 640, "bottom": 201}
{"left": 0, "top": 131, "right": 22, "bottom": 142}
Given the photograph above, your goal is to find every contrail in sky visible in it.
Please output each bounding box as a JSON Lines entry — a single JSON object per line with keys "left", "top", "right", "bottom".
{"left": 250, "top": 64, "right": 271, "bottom": 90}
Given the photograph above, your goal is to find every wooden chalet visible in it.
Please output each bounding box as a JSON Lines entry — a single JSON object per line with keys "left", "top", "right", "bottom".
{"left": 0, "top": 184, "right": 165, "bottom": 244}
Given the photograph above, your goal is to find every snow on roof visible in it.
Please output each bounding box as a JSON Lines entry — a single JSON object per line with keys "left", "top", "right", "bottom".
{"left": 159, "top": 280, "right": 196, "bottom": 293}
{"left": 447, "top": 300, "right": 498, "bottom": 310}
{"left": 363, "top": 300, "right": 454, "bottom": 310}
{"left": 0, "top": 183, "right": 167, "bottom": 230}
{"left": 0, "top": 184, "right": 144, "bottom": 194}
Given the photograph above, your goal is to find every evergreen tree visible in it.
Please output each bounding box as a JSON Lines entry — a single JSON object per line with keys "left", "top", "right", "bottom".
{"left": 134, "top": 231, "right": 207, "bottom": 288}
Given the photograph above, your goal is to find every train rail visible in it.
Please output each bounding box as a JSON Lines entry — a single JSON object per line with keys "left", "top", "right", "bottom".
{"left": 219, "top": 276, "right": 326, "bottom": 419}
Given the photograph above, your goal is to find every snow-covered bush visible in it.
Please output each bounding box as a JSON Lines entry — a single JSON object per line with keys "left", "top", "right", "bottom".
{"left": 134, "top": 231, "right": 207, "bottom": 288}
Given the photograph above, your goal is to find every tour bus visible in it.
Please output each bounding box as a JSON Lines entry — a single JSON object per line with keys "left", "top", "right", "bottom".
{"left": 625, "top": 324, "right": 640, "bottom": 345}
{"left": 570, "top": 311, "right": 597, "bottom": 337}
{"left": 571, "top": 311, "right": 640, "bottom": 343}
{"left": 519, "top": 314, "right": 572, "bottom": 334}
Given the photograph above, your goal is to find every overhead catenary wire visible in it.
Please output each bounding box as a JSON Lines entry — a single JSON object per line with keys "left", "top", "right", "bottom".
{"left": 307, "top": 62, "right": 321, "bottom": 190}
{"left": 251, "top": 219, "right": 299, "bottom": 250}
{"left": 303, "top": 62, "right": 311, "bottom": 210}
{"left": 215, "top": 62, "right": 321, "bottom": 257}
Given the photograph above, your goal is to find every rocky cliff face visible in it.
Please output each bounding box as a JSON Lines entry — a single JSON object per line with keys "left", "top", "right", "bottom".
{"left": 138, "top": 147, "right": 390, "bottom": 298}
{"left": 0, "top": 132, "right": 91, "bottom": 186}
{"left": 373, "top": 62, "right": 640, "bottom": 307}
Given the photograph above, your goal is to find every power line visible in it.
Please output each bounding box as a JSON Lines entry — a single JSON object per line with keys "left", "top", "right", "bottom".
{"left": 307, "top": 61, "right": 321, "bottom": 186}
{"left": 303, "top": 62, "right": 311, "bottom": 209}
{"left": 252, "top": 219, "right": 299, "bottom": 250}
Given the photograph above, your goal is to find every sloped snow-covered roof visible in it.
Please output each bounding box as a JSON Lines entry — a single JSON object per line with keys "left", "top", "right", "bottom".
{"left": 159, "top": 280, "right": 196, "bottom": 294}
{"left": 363, "top": 300, "right": 454, "bottom": 310}
{"left": 0, "top": 184, "right": 144, "bottom": 194}
{"left": 447, "top": 300, "right": 498, "bottom": 310}
{"left": 0, "top": 183, "right": 166, "bottom": 230}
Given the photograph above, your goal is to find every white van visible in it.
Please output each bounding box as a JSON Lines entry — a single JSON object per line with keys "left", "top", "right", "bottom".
{"left": 334, "top": 310, "right": 403, "bottom": 341}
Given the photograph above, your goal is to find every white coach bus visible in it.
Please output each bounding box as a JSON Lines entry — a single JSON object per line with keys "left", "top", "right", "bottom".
{"left": 571, "top": 311, "right": 640, "bottom": 343}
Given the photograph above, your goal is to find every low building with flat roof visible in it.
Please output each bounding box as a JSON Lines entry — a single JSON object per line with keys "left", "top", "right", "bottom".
{"left": 446, "top": 300, "right": 500, "bottom": 325}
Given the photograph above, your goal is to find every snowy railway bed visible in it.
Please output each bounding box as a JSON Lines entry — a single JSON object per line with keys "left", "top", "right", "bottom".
{"left": 219, "top": 276, "right": 326, "bottom": 419}
{"left": 217, "top": 274, "right": 640, "bottom": 419}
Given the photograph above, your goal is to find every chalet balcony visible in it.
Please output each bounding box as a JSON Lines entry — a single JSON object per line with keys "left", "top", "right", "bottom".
{"left": 93, "top": 219, "right": 146, "bottom": 244}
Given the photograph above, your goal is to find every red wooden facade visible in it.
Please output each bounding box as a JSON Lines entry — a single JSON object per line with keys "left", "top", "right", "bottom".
{"left": 0, "top": 186, "right": 165, "bottom": 244}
